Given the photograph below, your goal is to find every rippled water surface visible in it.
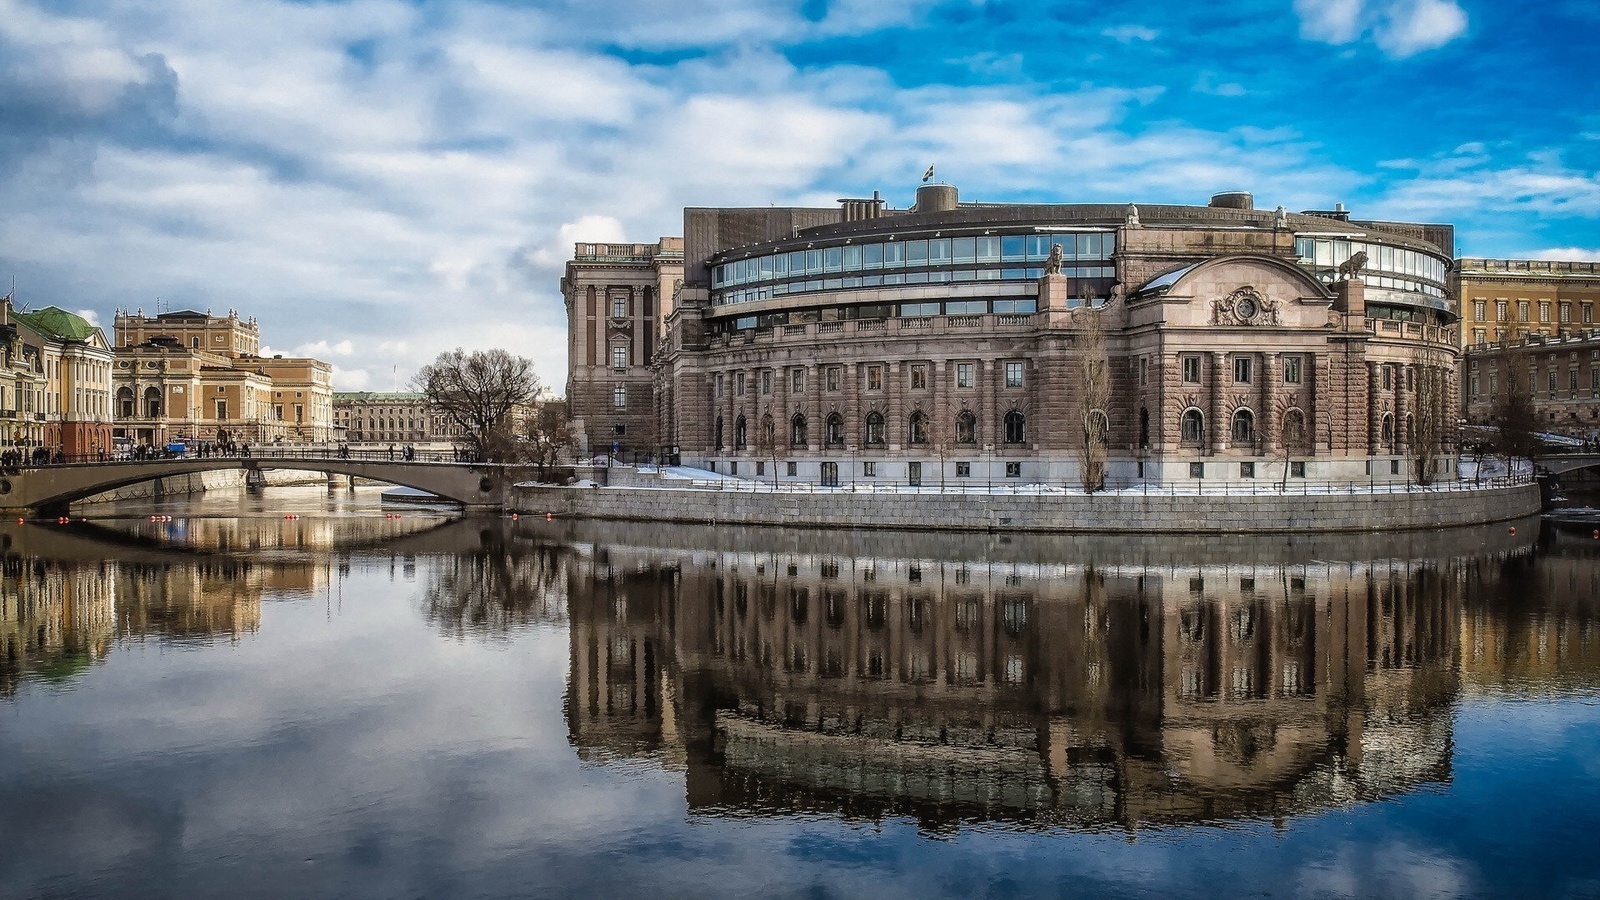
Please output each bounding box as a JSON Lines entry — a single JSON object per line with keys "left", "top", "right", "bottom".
{"left": 3, "top": 487, "right": 1600, "bottom": 899}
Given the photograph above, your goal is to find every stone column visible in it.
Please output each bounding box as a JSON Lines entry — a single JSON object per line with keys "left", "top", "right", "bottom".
{"left": 1366, "top": 361, "right": 1381, "bottom": 455}
{"left": 1261, "top": 352, "right": 1278, "bottom": 454}
{"left": 1394, "top": 364, "right": 1410, "bottom": 454}
{"left": 1209, "top": 352, "right": 1226, "bottom": 454}
{"left": 774, "top": 364, "right": 789, "bottom": 460}
{"left": 887, "top": 360, "right": 903, "bottom": 452}
{"left": 811, "top": 363, "right": 824, "bottom": 453}
{"left": 845, "top": 362, "right": 860, "bottom": 451}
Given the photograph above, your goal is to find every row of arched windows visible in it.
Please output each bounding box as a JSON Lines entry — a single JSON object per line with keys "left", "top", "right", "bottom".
{"left": 1177, "top": 408, "right": 1310, "bottom": 446}
{"left": 716, "top": 409, "right": 1031, "bottom": 450}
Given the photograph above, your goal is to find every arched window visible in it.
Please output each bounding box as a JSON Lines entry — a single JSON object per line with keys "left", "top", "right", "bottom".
{"left": 1282, "top": 409, "right": 1308, "bottom": 451}
{"left": 1231, "top": 409, "right": 1255, "bottom": 444}
{"left": 143, "top": 386, "right": 162, "bottom": 419}
{"left": 790, "top": 413, "right": 807, "bottom": 447}
{"left": 825, "top": 412, "right": 844, "bottom": 447}
{"left": 907, "top": 410, "right": 927, "bottom": 446}
{"left": 955, "top": 410, "right": 977, "bottom": 445}
{"left": 864, "top": 411, "right": 885, "bottom": 446}
{"left": 714, "top": 416, "right": 724, "bottom": 450}
{"left": 1381, "top": 413, "right": 1395, "bottom": 447}
{"left": 1003, "top": 409, "right": 1026, "bottom": 444}
{"left": 1138, "top": 407, "right": 1150, "bottom": 449}
{"left": 1180, "top": 409, "right": 1204, "bottom": 445}
{"left": 733, "top": 415, "right": 747, "bottom": 450}
{"left": 117, "top": 386, "right": 135, "bottom": 419}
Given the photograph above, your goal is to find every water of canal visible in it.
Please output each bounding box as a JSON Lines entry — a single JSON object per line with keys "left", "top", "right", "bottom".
{"left": 2, "top": 485, "right": 1599, "bottom": 899}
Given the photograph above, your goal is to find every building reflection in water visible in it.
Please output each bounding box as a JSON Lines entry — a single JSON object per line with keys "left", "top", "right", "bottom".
{"left": 0, "top": 556, "right": 116, "bottom": 696}
{"left": 562, "top": 525, "right": 1581, "bottom": 831}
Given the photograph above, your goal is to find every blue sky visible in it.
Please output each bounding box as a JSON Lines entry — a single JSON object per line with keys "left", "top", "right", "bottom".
{"left": 2, "top": 0, "right": 1598, "bottom": 391}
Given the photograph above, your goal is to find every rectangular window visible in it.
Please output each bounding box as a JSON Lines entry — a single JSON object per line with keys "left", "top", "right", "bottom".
{"left": 715, "top": 374, "right": 724, "bottom": 397}
{"left": 762, "top": 371, "right": 773, "bottom": 394}
{"left": 613, "top": 386, "right": 627, "bottom": 408}
{"left": 612, "top": 295, "right": 627, "bottom": 318}
{"left": 1005, "top": 361, "right": 1023, "bottom": 388}
{"left": 1489, "top": 372, "right": 1498, "bottom": 395}
{"left": 1391, "top": 460, "right": 1402, "bottom": 475}
{"left": 792, "top": 369, "right": 805, "bottom": 392}
{"left": 756, "top": 461, "right": 765, "bottom": 476}
{"left": 1290, "top": 461, "right": 1306, "bottom": 478}
{"left": 1560, "top": 303, "right": 1572, "bottom": 324}
{"left": 1383, "top": 367, "right": 1392, "bottom": 390}
{"left": 1005, "top": 461, "right": 1021, "bottom": 478}
{"left": 1233, "top": 357, "right": 1252, "bottom": 384}
{"left": 1240, "top": 462, "right": 1255, "bottom": 478}
{"left": 1189, "top": 462, "right": 1204, "bottom": 479}
{"left": 1182, "top": 355, "right": 1201, "bottom": 384}
{"left": 956, "top": 363, "right": 975, "bottom": 389}
{"left": 611, "top": 346, "right": 628, "bottom": 369}
{"left": 866, "top": 365, "right": 883, "bottom": 391}
{"left": 1584, "top": 304, "right": 1593, "bottom": 325}
{"left": 1139, "top": 357, "right": 1149, "bottom": 386}
{"left": 862, "top": 461, "right": 876, "bottom": 477}
{"left": 1496, "top": 300, "right": 1508, "bottom": 322}
{"left": 729, "top": 461, "right": 737, "bottom": 476}
{"left": 736, "top": 373, "right": 746, "bottom": 395}
{"left": 1591, "top": 367, "right": 1599, "bottom": 391}
{"left": 955, "top": 461, "right": 971, "bottom": 477}
{"left": 1283, "top": 356, "right": 1302, "bottom": 384}
{"left": 1540, "top": 302, "right": 1551, "bottom": 324}
{"left": 826, "top": 367, "right": 841, "bottom": 392}
{"left": 1549, "top": 371, "right": 1558, "bottom": 394}
{"left": 786, "top": 461, "right": 797, "bottom": 477}
{"left": 1519, "top": 301, "right": 1531, "bottom": 322}
{"left": 1470, "top": 374, "right": 1480, "bottom": 397}
{"left": 910, "top": 363, "right": 928, "bottom": 389}
{"left": 1473, "top": 299, "right": 1486, "bottom": 321}
{"left": 1474, "top": 329, "right": 1487, "bottom": 345}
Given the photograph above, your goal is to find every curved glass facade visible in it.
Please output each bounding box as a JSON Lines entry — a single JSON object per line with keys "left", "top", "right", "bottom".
{"left": 711, "top": 232, "right": 1116, "bottom": 307}
{"left": 1294, "top": 237, "right": 1447, "bottom": 298}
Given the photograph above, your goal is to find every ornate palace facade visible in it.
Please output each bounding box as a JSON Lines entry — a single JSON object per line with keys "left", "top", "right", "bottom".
{"left": 640, "top": 186, "right": 1460, "bottom": 485}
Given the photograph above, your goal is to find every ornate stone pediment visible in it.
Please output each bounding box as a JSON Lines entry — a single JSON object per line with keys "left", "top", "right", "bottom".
{"left": 1213, "top": 286, "right": 1279, "bottom": 326}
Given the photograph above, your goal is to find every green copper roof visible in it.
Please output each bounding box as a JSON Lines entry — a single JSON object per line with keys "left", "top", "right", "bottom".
{"left": 16, "top": 306, "right": 104, "bottom": 343}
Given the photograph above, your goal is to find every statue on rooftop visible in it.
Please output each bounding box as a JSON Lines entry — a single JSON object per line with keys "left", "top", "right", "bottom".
{"left": 1044, "top": 243, "right": 1065, "bottom": 275}
{"left": 1125, "top": 203, "right": 1141, "bottom": 227}
{"left": 1338, "top": 250, "right": 1369, "bottom": 280}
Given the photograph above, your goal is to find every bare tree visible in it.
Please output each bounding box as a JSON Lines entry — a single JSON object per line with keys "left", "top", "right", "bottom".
{"left": 520, "top": 396, "right": 573, "bottom": 481}
{"left": 1410, "top": 355, "right": 1448, "bottom": 486}
{"left": 1076, "top": 304, "right": 1111, "bottom": 493}
{"left": 1492, "top": 355, "right": 1541, "bottom": 466}
{"left": 1275, "top": 398, "right": 1311, "bottom": 492}
{"left": 413, "top": 348, "right": 541, "bottom": 462}
{"left": 755, "top": 410, "right": 779, "bottom": 487}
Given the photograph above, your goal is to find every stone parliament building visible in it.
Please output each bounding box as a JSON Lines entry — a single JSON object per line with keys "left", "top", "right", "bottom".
{"left": 568, "top": 186, "right": 1460, "bottom": 485}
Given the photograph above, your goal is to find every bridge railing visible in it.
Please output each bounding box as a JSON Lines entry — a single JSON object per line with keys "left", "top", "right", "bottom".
{"left": 3, "top": 444, "right": 478, "bottom": 468}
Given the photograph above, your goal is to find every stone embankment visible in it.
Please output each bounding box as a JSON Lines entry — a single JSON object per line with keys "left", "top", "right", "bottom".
{"left": 513, "top": 472, "right": 1539, "bottom": 534}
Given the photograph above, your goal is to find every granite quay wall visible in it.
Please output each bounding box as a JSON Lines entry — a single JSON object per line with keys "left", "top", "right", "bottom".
{"left": 512, "top": 482, "right": 1540, "bottom": 534}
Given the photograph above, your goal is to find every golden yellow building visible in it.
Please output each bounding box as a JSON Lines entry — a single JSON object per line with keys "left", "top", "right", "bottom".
{"left": 1454, "top": 258, "right": 1600, "bottom": 348}
{"left": 111, "top": 309, "right": 334, "bottom": 447}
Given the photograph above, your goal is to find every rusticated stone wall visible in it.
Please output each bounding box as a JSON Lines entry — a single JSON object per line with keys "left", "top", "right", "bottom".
{"left": 512, "top": 482, "right": 1538, "bottom": 534}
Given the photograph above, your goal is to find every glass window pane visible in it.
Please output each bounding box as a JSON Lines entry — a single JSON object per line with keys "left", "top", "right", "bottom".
{"left": 863, "top": 243, "right": 883, "bottom": 269}
{"left": 977, "top": 236, "right": 1001, "bottom": 262}
{"left": 824, "top": 247, "right": 842, "bottom": 272}
{"left": 843, "top": 245, "right": 862, "bottom": 271}
{"left": 1102, "top": 232, "right": 1115, "bottom": 255}
{"left": 928, "top": 238, "right": 950, "bottom": 264}
{"left": 1077, "top": 234, "right": 1092, "bottom": 257}
{"left": 1314, "top": 241, "right": 1333, "bottom": 267}
{"left": 1026, "top": 236, "right": 1052, "bottom": 260}
{"left": 906, "top": 240, "right": 927, "bottom": 265}
{"left": 905, "top": 270, "right": 928, "bottom": 284}
{"left": 951, "top": 237, "right": 976, "bottom": 263}
{"left": 758, "top": 255, "right": 773, "bottom": 279}
{"left": 789, "top": 251, "right": 805, "bottom": 274}
{"left": 883, "top": 242, "right": 904, "bottom": 268}
{"left": 807, "top": 250, "right": 823, "bottom": 273}
{"left": 772, "top": 254, "right": 787, "bottom": 277}
{"left": 1002, "top": 235, "right": 1026, "bottom": 261}
{"left": 946, "top": 300, "right": 987, "bottom": 314}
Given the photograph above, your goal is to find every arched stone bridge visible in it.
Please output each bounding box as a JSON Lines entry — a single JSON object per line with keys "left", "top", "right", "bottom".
{"left": 0, "top": 457, "right": 535, "bottom": 514}
{"left": 1537, "top": 454, "right": 1600, "bottom": 478}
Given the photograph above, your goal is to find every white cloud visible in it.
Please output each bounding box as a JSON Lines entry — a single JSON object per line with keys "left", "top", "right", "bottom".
{"left": 1375, "top": 0, "right": 1469, "bottom": 56}
{"left": 1294, "top": 0, "right": 1467, "bottom": 57}
{"left": 1103, "top": 24, "right": 1159, "bottom": 43}
{"left": 1530, "top": 247, "right": 1600, "bottom": 262}
{"left": 73, "top": 308, "right": 102, "bottom": 327}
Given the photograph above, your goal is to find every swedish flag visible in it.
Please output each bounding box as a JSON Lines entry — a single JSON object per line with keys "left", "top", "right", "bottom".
{"left": 922, "top": 165, "right": 935, "bottom": 183}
